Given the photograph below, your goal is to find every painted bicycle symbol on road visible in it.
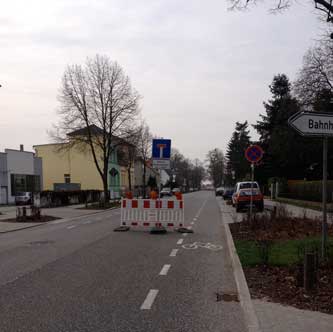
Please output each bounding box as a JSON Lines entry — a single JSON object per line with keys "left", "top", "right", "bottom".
{"left": 182, "top": 242, "right": 223, "bottom": 251}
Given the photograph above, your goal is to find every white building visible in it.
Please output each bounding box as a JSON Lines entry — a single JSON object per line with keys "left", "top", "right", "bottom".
{"left": 0, "top": 146, "right": 43, "bottom": 204}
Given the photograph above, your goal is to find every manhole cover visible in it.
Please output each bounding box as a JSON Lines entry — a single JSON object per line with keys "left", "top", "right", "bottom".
{"left": 215, "top": 292, "right": 239, "bottom": 302}
{"left": 29, "top": 240, "right": 54, "bottom": 246}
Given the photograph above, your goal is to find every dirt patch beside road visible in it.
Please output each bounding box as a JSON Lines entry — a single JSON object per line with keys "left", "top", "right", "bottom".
{"left": 245, "top": 265, "right": 333, "bottom": 314}
{"left": 230, "top": 212, "right": 333, "bottom": 315}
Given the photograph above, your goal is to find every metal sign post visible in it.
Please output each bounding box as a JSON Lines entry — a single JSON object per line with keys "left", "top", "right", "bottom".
{"left": 288, "top": 111, "right": 332, "bottom": 258}
{"left": 249, "top": 163, "right": 255, "bottom": 220}
{"left": 322, "top": 137, "right": 328, "bottom": 257}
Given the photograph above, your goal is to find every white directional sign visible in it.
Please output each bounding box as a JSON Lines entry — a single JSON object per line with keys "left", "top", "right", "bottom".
{"left": 288, "top": 112, "right": 333, "bottom": 137}
{"left": 152, "top": 159, "right": 170, "bottom": 169}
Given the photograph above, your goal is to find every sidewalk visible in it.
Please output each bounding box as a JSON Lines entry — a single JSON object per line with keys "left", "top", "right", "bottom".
{"left": 0, "top": 204, "right": 118, "bottom": 233}
{"left": 0, "top": 222, "right": 42, "bottom": 233}
{"left": 0, "top": 204, "right": 101, "bottom": 221}
{"left": 254, "top": 299, "right": 333, "bottom": 332}
{"left": 218, "top": 198, "right": 333, "bottom": 332}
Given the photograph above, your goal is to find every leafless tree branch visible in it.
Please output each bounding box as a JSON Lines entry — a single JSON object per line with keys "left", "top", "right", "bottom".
{"left": 52, "top": 54, "right": 140, "bottom": 203}
{"left": 228, "top": 0, "right": 333, "bottom": 21}
{"left": 294, "top": 39, "right": 333, "bottom": 110}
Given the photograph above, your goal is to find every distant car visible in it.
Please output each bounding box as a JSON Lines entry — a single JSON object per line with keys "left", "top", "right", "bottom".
{"left": 232, "top": 181, "right": 264, "bottom": 212}
{"left": 172, "top": 188, "right": 181, "bottom": 194}
{"left": 222, "top": 188, "right": 234, "bottom": 200}
{"left": 215, "top": 187, "right": 224, "bottom": 196}
{"left": 160, "top": 187, "right": 172, "bottom": 197}
{"left": 15, "top": 192, "right": 32, "bottom": 205}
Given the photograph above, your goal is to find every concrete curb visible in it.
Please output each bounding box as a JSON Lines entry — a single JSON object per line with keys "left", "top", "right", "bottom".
{"left": 218, "top": 200, "right": 261, "bottom": 332}
{"left": 0, "top": 206, "right": 120, "bottom": 235}
{"left": 0, "top": 223, "right": 43, "bottom": 234}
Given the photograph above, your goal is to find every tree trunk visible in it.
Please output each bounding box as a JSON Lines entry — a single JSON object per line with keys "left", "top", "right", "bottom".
{"left": 102, "top": 162, "right": 109, "bottom": 207}
{"left": 102, "top": 174, "right": 109, "bottom": 207}
{"left": 127, "top": 167, "right": 132, "bottom": 191}
{"left": 143, "top": 163, "right": 146, "bottom": 198}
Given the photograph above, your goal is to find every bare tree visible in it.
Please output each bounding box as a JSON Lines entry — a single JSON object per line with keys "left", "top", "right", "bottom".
{"left": 136, "top": 121, "right": 152, "bottom": 198}
{"left": 207, "top": 148, "right": 225, "bottom": 188}
{"left": 55, "top": 54, "right": 140, "bottom": 204}
{"left": 190, "top": 159, "right": 205, "bottom": 190}
{"left": 294, "top": 40, "right": 333, "bottom": 110}
{"left": 229, "top": 1, "right": 333, "bottom": 22}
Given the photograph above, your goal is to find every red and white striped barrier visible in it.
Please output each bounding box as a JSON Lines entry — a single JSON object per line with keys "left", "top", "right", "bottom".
{"left": 120, "top": 198, "right": 185, "bottom": 230}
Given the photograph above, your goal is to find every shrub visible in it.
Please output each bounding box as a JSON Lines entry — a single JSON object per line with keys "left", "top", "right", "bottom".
{"left": 284, "top": 180, "right": 333, "bottom": 202}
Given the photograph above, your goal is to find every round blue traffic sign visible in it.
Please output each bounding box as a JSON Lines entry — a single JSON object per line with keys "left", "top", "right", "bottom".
{"left": 245, "top": 145, "right": 264, "bottom": 163}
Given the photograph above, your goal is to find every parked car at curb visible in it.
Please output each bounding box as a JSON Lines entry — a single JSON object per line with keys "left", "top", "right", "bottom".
{"left": 15, "top": 192, "right": 32, "bottom": 205}
{"left": 160, "top": 187, "right": 172, "bottom": 197}
{"left": 215, "top": 187, "right": 224, "bottom": 196}
{"left": 232, "top": 182, "right": 264, "bottom": 212}
{"left": 222, "top": 188, "right": 234, "bottom": 200}
{"left": 172, "top": 188, "right": 181, "bottom": 194}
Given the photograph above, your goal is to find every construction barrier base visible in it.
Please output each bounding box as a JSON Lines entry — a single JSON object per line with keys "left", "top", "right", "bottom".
{"left": 113, "top": 226, "right": 130, "bottom": 232}
{"left": 150, "top": 226, "right": 167, "bottom": 234}
{"left": 177, "top": 227, "right": 194, "bottom": 233}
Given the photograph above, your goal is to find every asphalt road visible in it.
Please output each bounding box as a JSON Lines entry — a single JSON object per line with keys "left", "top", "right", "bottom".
{"left": 0, "top": 191, "right": 247, "bottom": 332}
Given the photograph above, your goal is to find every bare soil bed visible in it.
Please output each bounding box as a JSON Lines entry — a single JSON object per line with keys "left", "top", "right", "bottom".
{"left": 230, "top": 214, "right": 333, "bottom": 314}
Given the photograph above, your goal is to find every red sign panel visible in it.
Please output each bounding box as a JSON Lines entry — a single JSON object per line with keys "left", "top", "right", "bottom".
{"left": 245, "top": 145, "right": 264, "bottom": 163}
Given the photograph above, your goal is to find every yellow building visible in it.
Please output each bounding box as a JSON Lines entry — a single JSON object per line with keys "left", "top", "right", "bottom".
{"left": 34, "top": 126, "right": 136, "bottom": 194}
{"left": 34, "top": 143, "right": 104, "bottom": 191}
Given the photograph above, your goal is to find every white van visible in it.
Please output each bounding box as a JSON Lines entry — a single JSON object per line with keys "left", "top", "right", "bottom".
{"left": 15, "top": 192, "right": 32, "bottom": 205}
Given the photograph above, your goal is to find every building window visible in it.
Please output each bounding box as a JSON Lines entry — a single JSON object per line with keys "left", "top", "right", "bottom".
{"left": 10, "top": 174, "right": 41, "bottom": 195}
{"left": 64, "top": 174, "right": 71, "bottom": 184}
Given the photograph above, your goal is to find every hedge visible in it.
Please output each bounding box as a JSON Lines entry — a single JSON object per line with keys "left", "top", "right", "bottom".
{"left": 281, "top": 180, "right": 333, "bottom": 203}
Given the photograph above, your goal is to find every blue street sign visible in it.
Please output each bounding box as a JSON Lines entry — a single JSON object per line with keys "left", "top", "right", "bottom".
{"left": 152, "top": 139, "right": 171, "bottom": 159}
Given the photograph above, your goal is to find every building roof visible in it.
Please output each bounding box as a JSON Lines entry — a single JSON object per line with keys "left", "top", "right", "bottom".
{"left": 67, "top": 125, "right": 134, "bottom": 147}
{"left": 67, "top": 125, "right": 104, "bottom": 137}
{"left": 34, "top": 125, "right": 135, "bottom": 151}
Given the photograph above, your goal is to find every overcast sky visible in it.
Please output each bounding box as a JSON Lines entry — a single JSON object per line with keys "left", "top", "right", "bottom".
{"left": 0, "top": 0, "right": 326, "bottom": 161}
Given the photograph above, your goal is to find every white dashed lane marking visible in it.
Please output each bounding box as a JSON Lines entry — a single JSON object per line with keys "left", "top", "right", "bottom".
{"left": 190, "top": 222, "right": 194, "bottom": 225}
{"left": 177, "top": 239, "right": 184, "bottom": 245}
{"left": 67, "top": 225, "right": 76, "bottom": 229}
{"left": 140, "top": 289, "right": 159, "bottom": 310}
{"left": 159, "top": 264, "right": 171, "bottom": 276}
{"left": 170, "top": 249, "right": 179, "bottom": 257}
